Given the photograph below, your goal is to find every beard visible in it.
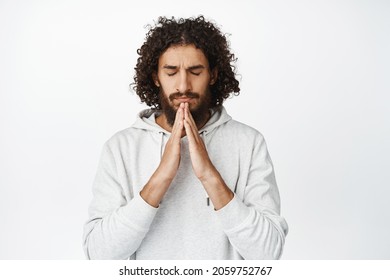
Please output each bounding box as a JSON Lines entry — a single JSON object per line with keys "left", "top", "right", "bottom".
{"left": 159, "top": 89, "right": 212, "bottom": 128}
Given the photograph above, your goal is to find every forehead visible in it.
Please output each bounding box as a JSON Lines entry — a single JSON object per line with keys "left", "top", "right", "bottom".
{"left": 158, "top": 44, "right": 209, "bottom": 67}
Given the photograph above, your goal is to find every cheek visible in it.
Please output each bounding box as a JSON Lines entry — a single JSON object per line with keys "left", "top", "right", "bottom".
{"left": 159, "top": 87, "right": 171, "bottom": 102}
{"left": 158, "top": 72, "right": 176, "bottom": 84}
{"left": 194, "top": 79, "right": 211, "bottom": 94}
{"left": 159, "top": 79, "right": 177, "bottom": 94}
{"left": 157, "top": 77, "right": 170, "bottom": 91}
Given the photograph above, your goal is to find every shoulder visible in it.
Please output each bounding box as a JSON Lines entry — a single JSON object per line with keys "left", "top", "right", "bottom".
{"left": 222, "top": 119, "right": 266, "bottom": 144}
{"left": 103, "top": 126, "right": 144, "bottom": 152}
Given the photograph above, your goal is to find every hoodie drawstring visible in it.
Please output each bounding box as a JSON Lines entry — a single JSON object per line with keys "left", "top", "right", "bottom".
{"left": 158, "top": 131, "right": 164, "bottom": 204}
{"left": 201, "top": 131, "right": 210, "bottom": 207}
{"left": 158, "top": 131, "right": 164, "bottom": 161}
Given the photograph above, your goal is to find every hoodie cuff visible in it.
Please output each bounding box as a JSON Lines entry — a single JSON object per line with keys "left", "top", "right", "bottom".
{"left": 215, "top": 194, "right": 252, "bottom": 232}
{"left": 119, "top": 192, "right": 159, "bottom": 231}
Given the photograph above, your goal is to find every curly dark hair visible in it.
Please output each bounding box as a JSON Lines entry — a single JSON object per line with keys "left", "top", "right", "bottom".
{"left": 132, "top": 15, "right": 240, "bottom": 109}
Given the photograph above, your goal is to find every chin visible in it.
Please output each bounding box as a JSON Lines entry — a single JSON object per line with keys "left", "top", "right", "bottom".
{"left": 188, "top": 101, "right": 200, "bottom": 109}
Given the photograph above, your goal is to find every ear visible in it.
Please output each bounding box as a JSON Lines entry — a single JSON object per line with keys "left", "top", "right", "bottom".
{"left": 210, "top": 68, "right": 218, "bottom": 85}
{"left": 152, "top": 72, "right": 160, "bottom": 87}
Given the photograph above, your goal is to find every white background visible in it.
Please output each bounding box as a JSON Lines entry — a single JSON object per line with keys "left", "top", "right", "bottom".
{"left": 0, "top": 0, "right": 389, "bottom": 259}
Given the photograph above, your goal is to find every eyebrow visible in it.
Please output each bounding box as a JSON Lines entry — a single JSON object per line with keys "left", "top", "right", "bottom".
{"left": 162, "top": 64, "right": 206, "bottom": 70}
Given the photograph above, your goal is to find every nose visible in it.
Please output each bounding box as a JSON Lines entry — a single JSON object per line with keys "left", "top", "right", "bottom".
{"left": 177, "top": 71, "right": 191, "bottom": 93}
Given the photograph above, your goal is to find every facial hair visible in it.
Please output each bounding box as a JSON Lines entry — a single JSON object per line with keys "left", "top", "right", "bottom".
{"left": 159, "top": 90, "right": 212, "bottom": 128}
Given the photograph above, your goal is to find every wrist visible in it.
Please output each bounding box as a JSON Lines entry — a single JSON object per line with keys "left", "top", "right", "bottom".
{"left": 199, "top": 168, "right": 234, "bottom": 210}
{"left": 153, "top": 167, "right": 175, "bottom": 186}
{"left": 198, "top": 164, "right": 220, "bottom": 184}
{"left": 140, "top": 170, "right": 173, "bottom": 208}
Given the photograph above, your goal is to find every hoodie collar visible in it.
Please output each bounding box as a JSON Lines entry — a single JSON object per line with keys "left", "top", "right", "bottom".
{"left": 131, "top": 106, "right": 232, "bottom": 135}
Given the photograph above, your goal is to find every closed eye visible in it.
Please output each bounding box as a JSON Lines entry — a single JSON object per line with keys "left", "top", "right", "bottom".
{"left": 167, "top": 72, "right": 177, "bottom": 76}
{"left": 190, "top": 71, "right": 201, "bottom": 76}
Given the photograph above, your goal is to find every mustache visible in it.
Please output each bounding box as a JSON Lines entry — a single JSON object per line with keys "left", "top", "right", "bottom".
{"left": 168, "top": 92, "right": 200, "bottom": 102}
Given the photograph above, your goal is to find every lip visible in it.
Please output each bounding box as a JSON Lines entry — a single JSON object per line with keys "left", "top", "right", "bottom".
{"left": 175, "top": 97, "right": 193, "bottom": 102}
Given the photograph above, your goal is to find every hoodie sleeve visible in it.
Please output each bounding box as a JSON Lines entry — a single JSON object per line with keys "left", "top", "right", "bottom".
{"left": 82, "top": 142, "right": 158, "bottom": 259}
{"left": 215, "top": 134, "right": 288, "bottom": 259}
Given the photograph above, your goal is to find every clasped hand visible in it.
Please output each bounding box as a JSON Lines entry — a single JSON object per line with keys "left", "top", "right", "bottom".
{"left": 158, "top": 102, "right": 216, "bottom": 182}
{"left": 143, "top": 102, "right": 233, "bottom": 209}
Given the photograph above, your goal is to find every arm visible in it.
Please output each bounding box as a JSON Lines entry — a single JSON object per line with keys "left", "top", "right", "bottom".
{"left": 82, "top": 143, "right": 158, "bottom": 260}
{"left": 183, "top": 103, "right": 288, "bottom": 259}
{"left": 215, "top": 136, "right": 288, "bottom": 259}
{"left": 83, "top": 104, "right": 185, "bottom": 259}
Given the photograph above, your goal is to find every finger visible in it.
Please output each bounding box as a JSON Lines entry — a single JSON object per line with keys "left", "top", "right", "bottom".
{"left": 171, "top": 104, "right": 184, "bottom": 141}
{"left": 172, "top": 103, "right": 184, "bottom": 131}
{"left": 184, "top": 118, "right": 196, "bottom": 145}
{"left": 185, "top": 103, "right": 208, "bottom": 150}
{"left": 184, "top": 103, "right": 200, "bottom": 141}
{"left": 184, "top": 103, "right": 196, "bottom": 130}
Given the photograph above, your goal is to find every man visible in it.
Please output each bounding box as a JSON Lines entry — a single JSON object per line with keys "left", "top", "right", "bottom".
{"left": 83, "top": 16, "right": 288, "bottom": 260}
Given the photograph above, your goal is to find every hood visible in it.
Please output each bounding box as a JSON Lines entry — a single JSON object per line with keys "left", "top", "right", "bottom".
{"left": 131, "top": 106, "right": 232, "bottom": 135}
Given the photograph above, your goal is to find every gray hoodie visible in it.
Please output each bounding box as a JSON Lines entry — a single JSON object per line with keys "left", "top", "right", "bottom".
{"left": 83, "top": 106, "right": 288, "bottom": 259}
